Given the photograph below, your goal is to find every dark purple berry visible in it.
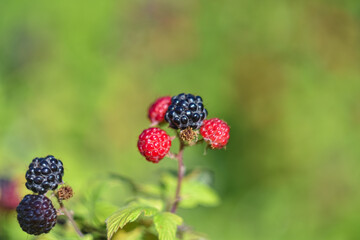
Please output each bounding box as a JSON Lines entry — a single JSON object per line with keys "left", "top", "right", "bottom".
{"left": 16, "top": 194, "right": 57, "bottom": 235}
{"left": 165, "top": 93, "right": 208, "bottom": 130}
{"left": 25, "top": 156, "right": 64, "bottom": 194}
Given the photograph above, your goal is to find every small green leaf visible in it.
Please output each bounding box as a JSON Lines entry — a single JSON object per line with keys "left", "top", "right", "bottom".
{"left": 154, "top": 212, "right": 183, "bottom": 240}
{"left": 106, "top": 203, "right": 159, "bottom": 240}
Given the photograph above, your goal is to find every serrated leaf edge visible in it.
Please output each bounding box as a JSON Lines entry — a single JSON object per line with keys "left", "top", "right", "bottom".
{"left": 105, "top": 205, "right": 158, "bottom": 240}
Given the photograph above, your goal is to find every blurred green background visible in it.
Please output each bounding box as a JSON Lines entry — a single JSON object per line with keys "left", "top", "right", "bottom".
{"left": 1, "top": 0, "right": 360, "bottom": 239}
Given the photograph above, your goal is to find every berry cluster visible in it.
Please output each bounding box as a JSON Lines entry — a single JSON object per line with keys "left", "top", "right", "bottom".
{"left": 17, "top": 155, "right": 65, "bottom": 235}
{"left": 138, "top": 93, "right": 230, "bottom": 163}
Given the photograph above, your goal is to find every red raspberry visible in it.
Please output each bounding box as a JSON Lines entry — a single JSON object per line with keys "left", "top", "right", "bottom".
{"left": 137, "top": 128, "right": 172, "bottom": 163}
{"left": 148, "top": 96, "right": 172, "bottom": 124}
{"left": 200, "top": 118, "right": 230, "bottom": 149}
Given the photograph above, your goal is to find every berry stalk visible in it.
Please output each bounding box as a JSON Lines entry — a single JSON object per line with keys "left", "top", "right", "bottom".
{"left": 170, "top": 140, "right": 185, "bottom": 213}
{"left": 57, "top": 198, "right": 84, "bottom": 238}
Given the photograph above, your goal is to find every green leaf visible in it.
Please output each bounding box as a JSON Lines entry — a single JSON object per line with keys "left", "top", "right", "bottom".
{"left": 154, "top": 212, "right": 183, "bottom": 240}
{"left": 162, "top": 173, "right": 220, "bottom": 209}
{"left": 106, "top": 202, "right": 159, "bottom": 240}
{"left": 180, "top": 180, "right": 220, "bottom": 208}
{"left": 136, "top": 198, "right": 164, "bottom": 211}
{"left": 112, "top": 223, "right": 144, "bottom": 240}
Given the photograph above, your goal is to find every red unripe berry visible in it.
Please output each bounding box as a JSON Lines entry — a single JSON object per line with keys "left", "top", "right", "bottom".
{"left": 148, "top": 96, "right": 172, "bottom": 124}
{"left": 200, "top": 118, "right": 230, "bottom": 149}
{"left": 137, "top": 128, "right": 172, "bottom": 163}
{"left": 0, "top": 179, "right": 20, "bottom": 211}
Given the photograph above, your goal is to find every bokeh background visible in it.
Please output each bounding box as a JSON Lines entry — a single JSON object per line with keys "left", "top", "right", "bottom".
{"left": 1, "top": 0, "right": 360, "bottom": 239}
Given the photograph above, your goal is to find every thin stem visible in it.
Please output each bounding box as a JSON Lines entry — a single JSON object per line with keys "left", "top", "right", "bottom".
{"left": 58, "top": 200, "right": 84, "bottom": 238}
{"left": 171, "top": 141, "right": 185, "bottom": 213}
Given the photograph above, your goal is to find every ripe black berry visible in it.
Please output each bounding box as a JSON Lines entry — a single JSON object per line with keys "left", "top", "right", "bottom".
{"left": 25, "top": 155, "right": 64, "bottom": 194}
{"left": 165, "top": 93, "right": 208, "bottom": 130}
{"left": 16, "top": 194, "right": 57, "bottom": 235}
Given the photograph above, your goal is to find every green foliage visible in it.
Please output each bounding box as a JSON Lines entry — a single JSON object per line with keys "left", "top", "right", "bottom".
{"left": 154, "top": 212, "right": 183, "bottom": 240}
{"left": 105, "top": 169, "right": 219, "bottom": 240}
{"left": 162, "top": 173, "right": 220, "bottom": 209}
{"left": 106, "top": 201, "right": 159, "bottom": 240}
{"left": 111, "top": 169, "right": 220, "bottom": 210}
{"left": 111, "top": 222, "right": 145, "bottom": 240}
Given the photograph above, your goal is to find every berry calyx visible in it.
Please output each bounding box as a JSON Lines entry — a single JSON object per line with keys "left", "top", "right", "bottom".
{"left": 200, "top": 118, "right": 230, "bottom": 149}
{"left": 165, "top": 93, "right": 208, "bottom": 130}
{"left": 137, "top": 128, "right": 172, "bottom": 163}
{"left": 179, "top": 127, "right": 198, "bottom": 143}
{"left": 56, "top": 185, "right": 74, "bottom": 201}
{"left": 148, "top": 96, "right": 172, "bottom": 124}
{"left": 16, "top": 194, "right": 57, "bottom": 235}
{"left": 25, "top": 155, "right": 64, "bottom": 194}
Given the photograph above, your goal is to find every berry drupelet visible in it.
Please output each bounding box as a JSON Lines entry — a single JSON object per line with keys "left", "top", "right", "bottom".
{"left": 25, "top": 155, "right": 64, "bottom": 194}
{"left": 200, "top": 118, "right": 230, "bottom": 149}
{"left": 148, "top": 96, "right": 172, "bottom": 124}
{"left": 165, "top": 93, "right": 208, "bottom": 130}
{"left": 16, "top": 194, "right": 57, "bottom": 235}
{"left": 137, "top": 128, "right": 172, "bottom": 163}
